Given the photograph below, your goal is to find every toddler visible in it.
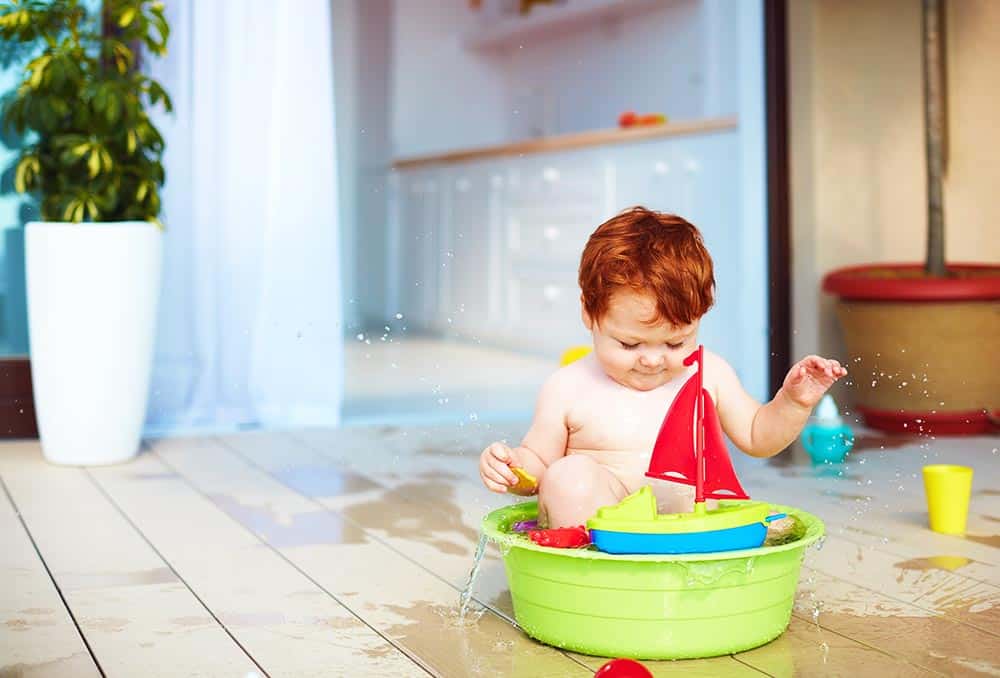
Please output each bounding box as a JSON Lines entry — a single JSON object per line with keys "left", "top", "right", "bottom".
{"left": 478, "top": 207, "right": 846, "bottom": 528}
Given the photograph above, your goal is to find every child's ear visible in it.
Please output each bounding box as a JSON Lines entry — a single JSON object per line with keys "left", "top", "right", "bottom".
{"left": 580, "top": 296, "right": 593, "bottom": 331}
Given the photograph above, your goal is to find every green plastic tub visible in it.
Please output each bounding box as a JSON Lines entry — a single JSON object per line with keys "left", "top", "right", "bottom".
{"left": 482, "top": 501, "right": 824, "bottom": 660}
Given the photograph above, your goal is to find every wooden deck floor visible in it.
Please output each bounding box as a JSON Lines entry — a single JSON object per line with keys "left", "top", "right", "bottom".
{"left": 2, "top": 425, "right": 998, "bottom": 677}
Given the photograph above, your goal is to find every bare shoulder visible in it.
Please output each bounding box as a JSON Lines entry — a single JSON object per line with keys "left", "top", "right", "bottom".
{"left": 546, "top": 353, "right": 602, "bottom": 393}
{"left": 530, "top": 354, "right": 599, "bottom": 424}
{"left": 701, "top": 349, "right": 741, "bottom": 400}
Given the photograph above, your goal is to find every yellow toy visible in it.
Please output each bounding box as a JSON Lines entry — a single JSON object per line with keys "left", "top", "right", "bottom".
{"left": 560, "top": 345, "right": 592, "bottom": 366}
{"left": 509, "top": 467, "right": 538, "bottom": 495}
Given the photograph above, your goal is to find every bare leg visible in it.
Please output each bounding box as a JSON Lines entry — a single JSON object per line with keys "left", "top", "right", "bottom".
{"left": 538, "top": 455, "right": 628, "bottom": 528}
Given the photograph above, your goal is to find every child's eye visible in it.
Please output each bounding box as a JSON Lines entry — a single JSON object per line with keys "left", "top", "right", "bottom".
{"left": 619, "top": 341, "right": 639, "bottom": 350}
{"left": 667, "top": 341, "right": 684, "bottom": 349}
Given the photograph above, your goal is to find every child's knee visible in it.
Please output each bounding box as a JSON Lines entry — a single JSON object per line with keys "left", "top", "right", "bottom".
{"left": 539, "top": 455, "right": 606, "bottom": 502}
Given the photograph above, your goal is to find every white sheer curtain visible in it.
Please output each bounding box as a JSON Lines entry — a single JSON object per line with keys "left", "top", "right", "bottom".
{"left": 145, "top": 0, "right": 343, "bottom": 433}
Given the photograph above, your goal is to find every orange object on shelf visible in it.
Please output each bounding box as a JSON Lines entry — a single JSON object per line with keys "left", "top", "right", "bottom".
{"left": 618, "top": 111, "right": 667, "bottom": 128}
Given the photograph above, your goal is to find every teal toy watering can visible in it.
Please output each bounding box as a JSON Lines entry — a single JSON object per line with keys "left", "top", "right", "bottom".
{"left": 801, "top": 395, "right": 854, "bottom": 464}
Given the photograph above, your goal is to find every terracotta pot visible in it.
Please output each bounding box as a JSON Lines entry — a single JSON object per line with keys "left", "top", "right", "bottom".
{"left": 822, "top": 264, "right": 1000, "bottom": 435}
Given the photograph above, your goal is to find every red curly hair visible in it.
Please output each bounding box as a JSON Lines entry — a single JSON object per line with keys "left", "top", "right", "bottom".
{"left": 578, "top": 207, "right": 715, "bottom": 326}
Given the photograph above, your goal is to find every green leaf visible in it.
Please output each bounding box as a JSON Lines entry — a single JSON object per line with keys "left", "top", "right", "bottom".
{"left": 14, "top": 155, "right": 39, "bottom": 193}
{"left": 118, "top": 7, "right": 137, "bottom": 27}
{"left": 62, "top": 198, "right": 79, "bottom": 221}
{"left": 3, "top": 0, "right": 172, "bottom": 225}
{"left": 106, "top": 91, "right": 121, "bottom": 124}
{"left": 87, "top": 148, "right": 100, "bottom": 177}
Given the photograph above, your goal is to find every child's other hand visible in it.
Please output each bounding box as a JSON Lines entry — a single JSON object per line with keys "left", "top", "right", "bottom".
{"left": 479, "top": 442, "right": 520, "bottom": 493}
{"left": 782, "top": 355, "right": 847, "bottom": 409}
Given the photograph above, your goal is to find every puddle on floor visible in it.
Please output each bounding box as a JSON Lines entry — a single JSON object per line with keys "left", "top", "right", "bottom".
{"left": 209, "top": 494, "right": 367, "bottom": 547}
{"left": 965, "top": 534, "right": 1000, "bottom": 549}
{"left": 378, "top": 601, "right": 546, "bottom": 676}
{"left": 340, "top": 478, "right": 480, "bottom": 556}
{"left": 56, "top": 567, "right": 178, "bottom": 591}
{"left": 894, "top": 556, "right": 973, "bottom": 573}
{"left": 273, "top": 466, "right": 381, "bottom": 499}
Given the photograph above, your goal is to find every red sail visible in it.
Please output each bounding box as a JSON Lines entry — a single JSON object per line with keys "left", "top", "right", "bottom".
{"left": 701, "top": 393, "right": 749, "bottom": 500}
{"left": 645, "top": 372, "right": 699, "bottom": 484}
{"left": 644, "top": 346, "right": 751, "bottom": 501}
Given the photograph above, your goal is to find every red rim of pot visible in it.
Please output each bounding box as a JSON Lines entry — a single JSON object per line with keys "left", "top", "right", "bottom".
{"left": 822, "top": 263, "right": 1000, "bottom": 302}
{"left": 856, "top": 406, "right": 998, "bottom": 436}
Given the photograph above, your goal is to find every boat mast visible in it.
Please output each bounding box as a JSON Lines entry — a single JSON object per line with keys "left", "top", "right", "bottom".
{"left": 694, "top": 345, "right": 705, "bottom": 506}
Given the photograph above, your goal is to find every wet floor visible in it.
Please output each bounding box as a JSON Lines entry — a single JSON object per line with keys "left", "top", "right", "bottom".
{"left": 2, "top": 426, "right": 999, "bottom": 676}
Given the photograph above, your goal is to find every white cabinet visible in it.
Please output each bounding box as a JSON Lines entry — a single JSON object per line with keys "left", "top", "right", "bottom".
{"left": 390, "top": 129, "right": 749, "bottom": 361}
{"left": 389, "top": 170, "right": 442, "bottom": 332}
{"left": 613, "top": 132, "right": 743, "bottom": 363}
{"left": 440, "top": 164, "right": 499, "bottom": 338}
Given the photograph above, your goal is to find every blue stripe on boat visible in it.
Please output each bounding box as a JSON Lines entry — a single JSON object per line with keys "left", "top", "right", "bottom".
{"left": 590, "top": 523, "right": 767, "bottom": 555}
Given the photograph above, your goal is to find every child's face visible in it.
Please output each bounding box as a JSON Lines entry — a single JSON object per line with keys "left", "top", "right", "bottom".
{"left": 582, "top": 289, "right": 700, "bottom": 391}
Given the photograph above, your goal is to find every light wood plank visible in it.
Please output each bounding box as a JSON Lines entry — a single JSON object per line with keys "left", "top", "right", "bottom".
{"left": 89, "top": 443, "right": 424, "bottom": 677}
{"left": 0, "top": 475, "right": 100, "bottom": 678}
{"left": 796, "top": 567, "right": 1000, "bottom": 677}
{"left": 291, "top": 425, "right": 990, "bottom": 674}
{"left": 752, "top": 439, "right": 1000, "bottom": 579}
{"left": 155, "top": 435, "right": 591, "bottom": 677}
{"left": 733, "top": 615, "right": 938, "bottom": 678}
{"left": 298, "top": 425, "right": 1000, "bottom": 632}
{"left": 0, "top": 443, "right": 260, "bottom": 677}
{"left": 248, "top": 428, "right": 927, "bottom": 675}
{"left": 224, "top": 431, "right": 767, "bottom": 677}
{"left": 392, "top": 117, "right": 738, "bottom": 168}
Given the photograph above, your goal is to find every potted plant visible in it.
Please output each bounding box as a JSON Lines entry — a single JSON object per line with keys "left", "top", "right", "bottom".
{"left": 1, "top": 0, "right": 171, "bottom": 464}
{"left": 822, "top": 0, "right": 999, "bottom": 435}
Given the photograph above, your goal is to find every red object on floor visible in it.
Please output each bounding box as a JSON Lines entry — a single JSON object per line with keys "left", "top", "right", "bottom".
{"left": 528, "top": 526, "right": 590, "bottom": 548}
{"left": 594, "top": 658, "right": 653, "bottom": 677}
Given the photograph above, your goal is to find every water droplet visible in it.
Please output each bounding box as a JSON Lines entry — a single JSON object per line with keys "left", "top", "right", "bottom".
{"left": 356, "top": 333, "right": 365, "bottom": 341}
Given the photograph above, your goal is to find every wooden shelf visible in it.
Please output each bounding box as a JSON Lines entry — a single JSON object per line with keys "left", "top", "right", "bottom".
{"left": 392, "top": 116, "right": 738, "bottom": 169}
{"left": 463, "top": 0, "right": 671, "bottom": 51}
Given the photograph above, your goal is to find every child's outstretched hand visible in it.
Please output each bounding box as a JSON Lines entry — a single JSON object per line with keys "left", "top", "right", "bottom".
{"left": 782, "top": 355, "right": 847, "bottom": 409}
{"left": 479, "top": 442, "right": 521, "bottom": 493}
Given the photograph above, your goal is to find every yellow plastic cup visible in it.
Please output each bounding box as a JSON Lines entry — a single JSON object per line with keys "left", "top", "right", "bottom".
{"left": 923, "top": 465, "right": 974, "bottom": 535}
{"left": 560, "top": 345, "right": 592, "bottom": 366}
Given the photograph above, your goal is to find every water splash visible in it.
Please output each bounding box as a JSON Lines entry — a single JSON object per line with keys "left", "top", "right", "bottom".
{"left": 458, "top": 532, "right": 489, "bottom": 622}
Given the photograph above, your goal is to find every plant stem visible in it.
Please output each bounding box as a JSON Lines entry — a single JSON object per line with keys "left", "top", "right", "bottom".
{"left": 923, "top": 0, "right": 947, "bottom": 277}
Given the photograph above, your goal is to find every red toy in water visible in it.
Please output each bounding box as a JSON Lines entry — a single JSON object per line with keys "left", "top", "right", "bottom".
{"left": 528, "top": 525, "right": 590, "bottom": 548}
{"left": 594, "top": 658, "right": 653, "bottom": 677}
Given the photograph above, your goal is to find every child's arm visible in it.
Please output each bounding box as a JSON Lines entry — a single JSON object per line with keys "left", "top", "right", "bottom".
{"left": 715, "top": 355, "right": 846, "bottom": 458}
{"left": 479, "top": 373, "right": 570, "bottom": 494}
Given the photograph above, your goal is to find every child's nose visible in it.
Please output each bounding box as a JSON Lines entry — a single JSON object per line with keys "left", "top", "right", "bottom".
{"left": 638, "top": 349, "right": 665, "bottom": 367}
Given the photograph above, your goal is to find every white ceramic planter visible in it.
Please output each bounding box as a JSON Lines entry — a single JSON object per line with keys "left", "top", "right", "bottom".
{"left": 26, "top": 221, "right": 162, "bottom": 465}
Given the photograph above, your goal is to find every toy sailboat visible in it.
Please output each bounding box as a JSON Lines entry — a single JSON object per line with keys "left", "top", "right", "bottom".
{"left": 588, "top": 346, "right": 780, "bottom": 554}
